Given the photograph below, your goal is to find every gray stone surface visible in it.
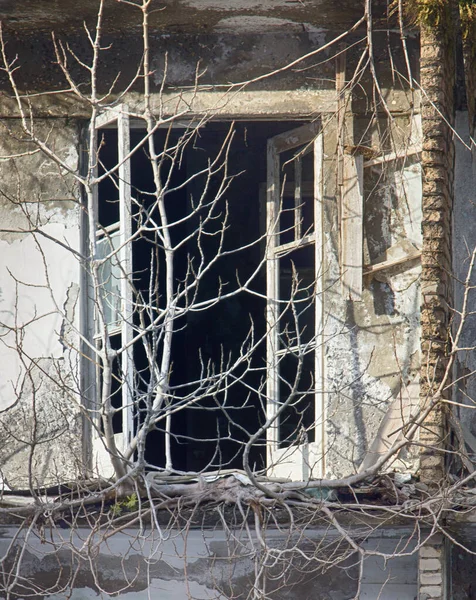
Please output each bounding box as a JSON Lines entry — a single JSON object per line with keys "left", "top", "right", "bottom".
{"left": 2, "top": 0, "right": 364, "bottom": 33}
{"left": 0, "top": 527, "right": 418, "bottom": 600}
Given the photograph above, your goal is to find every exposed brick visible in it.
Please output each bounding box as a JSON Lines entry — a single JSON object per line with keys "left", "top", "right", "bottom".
{"left": 420, "top": 39, "right": 447, "bottom": 57}
{"left": 420, "top": 424, "right": 441, "bottom": 438}
{"left": 421, "top": 208, "right": 449, "bottom": 223}
{"left": 420, "top": 558, "right": 442, "bottom": 571}
{"left": 422, "top": 105, "right": 451, "bottom": 122}
{"left": 422, "top": 192, "right": 449, "bottom": 208}
{"left": 423, "top": 165, "right": 451, "bottom": 182}
{"left": 420, "top": 6, "right": 454, "bottom": 518}
{"left": 421, "top": 572, "right": 443, "bottom": 585}
{"left": 421, "top": 223, "right": 448, "bottom": 238}
{"left": 419, "top": 586, "right": 442, "bottom": 599}
{"left": 425, "top": 534, "right": 444, "bottom": 545}
{"left": 422, "top": 119, "right": 447, "bottom": 138}
{"left": 421, "top": 414, "right": 447, "bottom": 427}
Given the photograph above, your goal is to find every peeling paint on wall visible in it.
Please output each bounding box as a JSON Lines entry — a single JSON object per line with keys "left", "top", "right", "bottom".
{"left": 322, "top": 115, "right": 422, "bottom": 477}
{"left": 0, "top": 120, "right": 82, "bottom": 487}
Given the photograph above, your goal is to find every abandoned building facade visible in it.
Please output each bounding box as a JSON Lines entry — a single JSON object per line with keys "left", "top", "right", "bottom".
{"left": 0, "top": 0, "right": 475, "bottom": 598}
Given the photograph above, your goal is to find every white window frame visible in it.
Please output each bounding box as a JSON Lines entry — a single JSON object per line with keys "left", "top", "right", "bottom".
{"left": 86, "top": 108, "right": 333, "bottom": 479}
{"left": 93, "top": 105, "right": 134, "bottom": 464}
{"left": 266, "top": 121, "right": 325, "bottom": 481}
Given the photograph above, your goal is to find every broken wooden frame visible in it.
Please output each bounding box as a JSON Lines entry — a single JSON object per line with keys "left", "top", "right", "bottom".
{"left": 340, "top": 143, "right": 422, "bottom": 301}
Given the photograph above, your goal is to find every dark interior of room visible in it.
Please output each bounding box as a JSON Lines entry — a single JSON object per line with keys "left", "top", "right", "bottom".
{"left": 97, "top": 120, "right": 308, "bottom": 473}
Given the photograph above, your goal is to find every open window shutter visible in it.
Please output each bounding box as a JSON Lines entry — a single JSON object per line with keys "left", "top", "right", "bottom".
{"left": 341, "top": 143, "right": 422, "bottom": 298}
{"left": 93, "top": 105, "right": 134, "bottom": 461}
{"left": 266, "top": 122, "right": 324, "bottom": 481}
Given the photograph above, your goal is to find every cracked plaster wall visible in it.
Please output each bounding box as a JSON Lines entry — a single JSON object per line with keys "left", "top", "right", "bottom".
{"left": 322, "top": 114, "right": 422, "bottom": 478}
{"left": 0, "top": 119, "right": 83, "bottom": 489}
{"left": 0, "top": 26, "right": 423, "bottom": 484}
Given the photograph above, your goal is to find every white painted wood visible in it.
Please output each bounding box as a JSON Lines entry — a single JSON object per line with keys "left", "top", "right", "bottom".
{"left": 364, "top": 239, "right": 422, "bottom": 276}
{"left": 274, "top": 232, "right": 316, "bottom": 256}
{"left": 266, "top": 139, "right": 280, "bottom": 452}
{"left": 294, "top": 157, "right": 302, "bottom": 240}
{"left": 364, "top": 250, "right": 421, "bottom": 276}
{"left": 95, "top": 106, "right": 126, "bottom": 129}
{"left": 266, "top": 123, "right": 324, "bottom": 480}
{"left": 92, "top": 104, "right": 134, "bottom": 464}
{"left": 363, "top": 144, "right": 421, "bottom": 168}
{"left": 313, "top": 132, "right": 325, "bottom": 479}
{"left": 341, "top": 154, "right": 363, "bottom": 301}
{"left": 117, "top": 106, "right": 134, "bottom": 448}
{"left": 89, "top": 118, "right": 104, "bottom": 473}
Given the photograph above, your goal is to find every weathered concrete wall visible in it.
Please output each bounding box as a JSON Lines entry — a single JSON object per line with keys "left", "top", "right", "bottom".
{"left": 0, "top": 30, "right": 336, "bottom": 96}
{"left": 452, "top": 110, "right": 476, "bottom": 462}
{"left": 0, "top": 526, "right": 417, "bottom": 599}
{"left": 0, "top": 119, "right": 83, "bottom": 488}
{"left": 322, "top": 110, "right": 422, "bottom": 477}
{"left": 2, "top": 0, "right": 365, "bottom": 34}
{"left": 0, "top": 19, "right": 423, "bottom": 484}
{"left": 0, "top": 27, "right": 418, "bottom": 99}
{"left": 449, "top": 529, "right": 476, "bottom": 599}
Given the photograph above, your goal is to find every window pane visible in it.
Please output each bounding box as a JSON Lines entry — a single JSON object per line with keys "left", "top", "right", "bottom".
{"left": 279, "top": 245, "right": 315, "bottom": 346}
{"left": 278, "top": 147, "right": 314, "bottom": 246}
{"left": 279, "top": 194, "right": 297, "bottom": 246}
{"left": 278, "top": 350, "right": 315, "bottom": 448}
{"left": 98, "top": 130, "right": 120, "bottom": 227}
{"left": 97, "top": 230, "right": 122, "bottom": 332}
{"left": 97, "top": 333, "right": 124, "bottom": 435}
{"left": 300, "top": 150, "right": 314, "bottom": 236}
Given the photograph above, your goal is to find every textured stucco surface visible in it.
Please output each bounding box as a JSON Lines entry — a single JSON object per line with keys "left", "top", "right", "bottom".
{"left": 0, "top": 119, "right": 82, "bottom": 488}
{"left": 0, "top": 14, "right": 422, "bottom": 484}
{"left": 322, "top": 113, "right": 422, "bottom": 477}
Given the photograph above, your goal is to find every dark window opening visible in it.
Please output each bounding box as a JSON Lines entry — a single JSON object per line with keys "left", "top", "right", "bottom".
{"left": 278, "top": 352, "right": 316, "bottom": 448}
{"left": 96, "top": 332, "right": 124, "bottom": 435}
{"left": 96, "top": 120, "right": 314, "bottom": 473}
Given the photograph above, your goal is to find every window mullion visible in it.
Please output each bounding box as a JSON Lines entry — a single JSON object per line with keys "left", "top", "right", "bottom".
{"left": 294, "top": 157, "right": 302, "bottom": 240}
{"left": 266, "top": 140, "right": 280, "bottom": 448}
{"left": 117, "top": 106, "right": 134, "bottom": 448}
{"left": 314, "top": 132, "right": 324, "bottom": 478}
